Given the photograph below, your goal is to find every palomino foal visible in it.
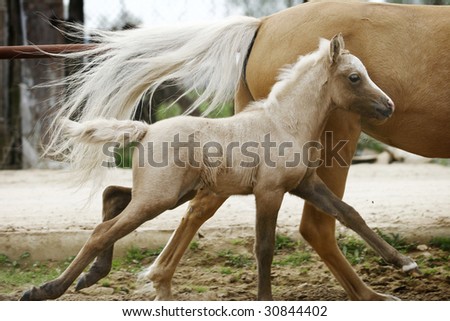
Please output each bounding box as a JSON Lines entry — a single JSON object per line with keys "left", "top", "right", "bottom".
{"left": 22, "top": 35, "right": 415, "bottom": 301}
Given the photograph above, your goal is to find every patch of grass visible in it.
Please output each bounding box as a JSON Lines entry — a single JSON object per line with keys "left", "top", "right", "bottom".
{"left": 0, "top": 253, "right": 75, "bottom": 293}
{"left": 0, "top": 254, "right": 11, "bottom": 265}
{"left": 192, "top": 286, "right": 208, "bottom": 293}
{"left": 375, "top": 229, "right": 415, "bottom": 252}
{"left": 217, "top": 250, "right": 252, "bottom": 268}
{"left": 430, "top": 237, "right": 450, "bottom": 252}
{"left": 432, "top": 158, "right": 450, "bottom": 166}
{"left": 0, "top": 268, "right": 60, "bottom": 293}
{"left": 125, "top": 246, "right": 162, "bottom": 265}
{"left": 101, "top": 280, "right": 111, "bottom": 288}
{"left": 338, "top": 236, "right": 369, "bottom": 265}
{"left": 275, "top": 234, "right": 297, "bottom": 251}
{"left": 230, "top": 239, "right": 245, "bottom": 246}
{"left": 421, "top": 267, "right": 439, "bottom": 276}
{"left": 189, "top": 241, "right": 200, "bottom": 251}
{"left": 220, "top": 267, "right": 233, "bottom": 275}
{"left": 274, "top": 251, "right": 311, "bottom": 266}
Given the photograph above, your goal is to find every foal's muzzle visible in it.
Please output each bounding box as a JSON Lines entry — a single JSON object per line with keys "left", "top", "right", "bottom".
{"left": 375, "top": 96, "right": 395, "bottom": 119}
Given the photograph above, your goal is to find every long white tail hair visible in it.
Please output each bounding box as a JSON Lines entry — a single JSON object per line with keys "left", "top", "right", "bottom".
{"left": 47, "top": 16, "right": 261, "bottom": 185}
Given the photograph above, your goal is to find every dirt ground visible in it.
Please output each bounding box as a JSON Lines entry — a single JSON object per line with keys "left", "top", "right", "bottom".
{"left": 1, "top": 236, "right": 449, "bottom": 301}
{"left": 0, "top": 163, "right": 449, "bottom": 301}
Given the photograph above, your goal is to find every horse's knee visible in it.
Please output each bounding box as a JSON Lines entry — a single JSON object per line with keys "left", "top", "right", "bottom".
{"left": 185, "top": 191, "right": 225, "bottom": 223}
{"left": 185, "top": 204, "right": 214, "bottom": 224}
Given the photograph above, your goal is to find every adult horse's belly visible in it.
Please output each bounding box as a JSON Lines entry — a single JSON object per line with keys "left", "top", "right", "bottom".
{"left": 246, "top": 2, "right": 450, "bottom": 157}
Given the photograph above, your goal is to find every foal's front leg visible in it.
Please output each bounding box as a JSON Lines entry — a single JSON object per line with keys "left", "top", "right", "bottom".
{"left": 144, "top": 190, "right": 228, "bottom": 300}
{"left": 254, "top": 189, "right": 284, "bottom": 300}
{"left": 292, "top": 173, "right": 418, "bottom": 273}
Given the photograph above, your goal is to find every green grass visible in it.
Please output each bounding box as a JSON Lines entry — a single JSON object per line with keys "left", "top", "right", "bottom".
{"left": 0, "top": 254, "right": 75, "bottom": 293}
{"left": 432, "top": 158, "right": 450, "bottom": 166}
{"left": 189, "top": 241, "right": 200, "bottom": 251}
{"left": 429, "top": 237, "right": 450, "bottom": 252}
{"left": 124, "top": 246, "right": 163, "bottom": 265}
{"left": 375, "top": 229, "right": 416, "bottom": 252}
{"left": 0, "top": 247, "right": 164, "bottom": 294}
{"left": 219, "top": 267, "right": 234, "bottom": 275}
{"left": 192, "top": 286, "right": 208, "bottom": 293}
{"left": 217, "top": 250, "right": 252, "bottom": 268}
{"left": 337, "top": 232, "right": 415, "bottom": 266}
{"left": 338, "top": 236, "right": 369, "bottom": 265}
{"left": 275, "top": 234, "right": 297, "bottom": 251}
{"left": 230, "top": 239, "right": 245, "bottom": 246}
{"left": 273, "top": 251, "right": 311, "bottom": 266}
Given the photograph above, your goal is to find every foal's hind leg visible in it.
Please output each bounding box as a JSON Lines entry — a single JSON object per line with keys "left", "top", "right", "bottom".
{"left": 254, "top": 189, "right": 284, "bottom": 300}
{"left": 21, "top": 195, "right": 177, "bottom": 301}
{"left": 143, "top": 190, "right": 227, "bottom": 300}
{"left": 76, "top": 186, "right": 132, "bottom": 291}
{"left": 293, "top": 173, "right": 418, "bottom": 273}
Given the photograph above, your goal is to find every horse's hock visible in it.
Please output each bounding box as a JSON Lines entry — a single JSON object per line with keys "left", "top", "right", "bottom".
{"left": 1, "top": 164, "right": 449, "bottom": 261}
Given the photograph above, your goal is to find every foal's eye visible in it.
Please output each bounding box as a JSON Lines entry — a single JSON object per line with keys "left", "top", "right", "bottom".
{"left": 348, "top": 73, "right": 361, "bottom": 83}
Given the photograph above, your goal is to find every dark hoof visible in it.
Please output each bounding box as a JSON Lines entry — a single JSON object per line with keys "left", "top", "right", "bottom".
{"left": 20, "top": 288, "right": 34, "bottom": 301}
{"left": 75, "top": 275, "right": 88, "bottom": 291}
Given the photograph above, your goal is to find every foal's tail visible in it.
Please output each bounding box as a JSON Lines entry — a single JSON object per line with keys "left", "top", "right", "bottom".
{"left": 46, "top": 16, "right": 261, "bottom": 185}
{"left": 63, "top": 119, "right": 148, "bottom": 148}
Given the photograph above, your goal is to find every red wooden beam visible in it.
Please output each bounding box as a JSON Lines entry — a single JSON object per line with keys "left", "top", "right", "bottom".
{"left": 0, "top": 44, "right": 96, "bottom": 59}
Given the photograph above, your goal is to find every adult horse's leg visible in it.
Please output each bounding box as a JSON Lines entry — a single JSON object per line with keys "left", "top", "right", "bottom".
{"left": 143, "top": 190, "right": 227, "bottom": 300}
{"left": 298, "top": 110, "right": 396, "bottom": 300}
{"left": 254, "top": 189, "right": 284, "bottom": 300}
{"left": 75, "top": 186, "right": 132, "bottom": 291}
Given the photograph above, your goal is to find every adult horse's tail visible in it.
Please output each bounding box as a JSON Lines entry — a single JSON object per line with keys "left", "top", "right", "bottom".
{"left": 47, "top": 16, "right": 261, "bottom": 185}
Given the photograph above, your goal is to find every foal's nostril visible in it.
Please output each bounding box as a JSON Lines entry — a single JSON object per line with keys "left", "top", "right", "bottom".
{"left": 386, "top": 98, "right": 395, "bottom": 112}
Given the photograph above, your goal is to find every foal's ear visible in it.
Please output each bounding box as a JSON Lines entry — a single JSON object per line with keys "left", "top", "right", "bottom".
{"left": 330, "top": 33, "right": 345, "bottom": 64}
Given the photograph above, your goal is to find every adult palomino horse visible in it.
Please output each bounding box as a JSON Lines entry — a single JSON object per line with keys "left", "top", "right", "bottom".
{"left": 23, "top": 35, "right": 416, "bottom": 301}
{"left": 27, "top": 2, "right": 449, "bottom": 300}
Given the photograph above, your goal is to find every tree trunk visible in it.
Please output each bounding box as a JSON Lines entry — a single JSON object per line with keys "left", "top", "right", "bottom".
{"left": 1, "top": 0, "right": 66, "bottom": 169}
{"left": 0, "top": 0, "right": 23, "bottom": 169}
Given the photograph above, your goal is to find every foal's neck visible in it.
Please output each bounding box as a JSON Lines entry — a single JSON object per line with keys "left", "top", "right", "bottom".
{"left": 264, "top": 62, "right": 332, "bottom": 141}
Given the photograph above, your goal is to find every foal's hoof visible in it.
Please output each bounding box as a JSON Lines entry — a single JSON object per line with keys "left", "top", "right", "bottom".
{"left": 20, "top": 287, "right": 37, "bottom": 301}
{"left": 20, "top": 290, "right": 31, "bottom": 301}
{"left": 75, "top": 274, "right": 89, "bottom": 291}
{"left": 382, "top": 294, "right": 401, "bottom": 301}
{"left": 402, "top": 262, "right": 421, "bottom": 275}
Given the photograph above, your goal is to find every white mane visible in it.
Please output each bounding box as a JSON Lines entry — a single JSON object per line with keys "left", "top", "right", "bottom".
{"left": 266, "top": 38, "right": 330, "bottom": 106}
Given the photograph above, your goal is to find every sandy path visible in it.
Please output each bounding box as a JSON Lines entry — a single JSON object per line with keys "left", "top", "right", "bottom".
{"left": 1, "top": 164, "right": 449, "bottom": 259}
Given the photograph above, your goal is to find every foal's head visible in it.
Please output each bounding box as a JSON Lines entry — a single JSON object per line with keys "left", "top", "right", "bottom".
{"left": 326, "top": 34, "right": 394, "bottom": 120}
